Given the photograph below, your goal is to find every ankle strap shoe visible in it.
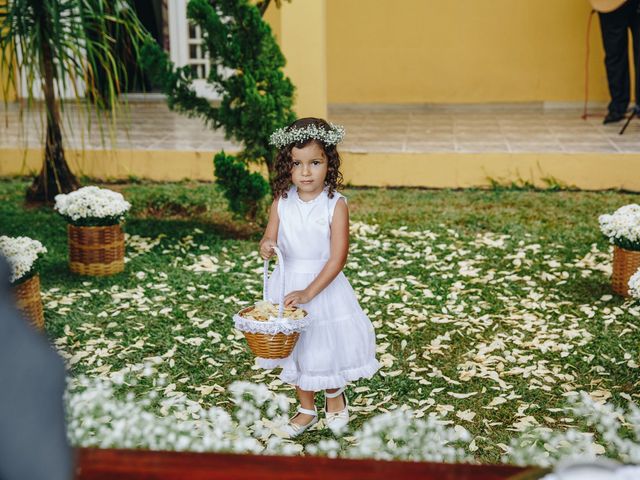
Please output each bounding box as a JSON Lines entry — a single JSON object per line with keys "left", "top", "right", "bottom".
{"left": 279, "top": 406, "right": 318, "bottom": 439}
{"left": 324, "top": 387, "right": 349, "bottom": 435}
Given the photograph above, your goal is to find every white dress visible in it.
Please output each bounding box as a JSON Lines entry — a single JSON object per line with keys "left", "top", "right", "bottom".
{"left": 256, "top": 185, "right": 380, "bottom": 391}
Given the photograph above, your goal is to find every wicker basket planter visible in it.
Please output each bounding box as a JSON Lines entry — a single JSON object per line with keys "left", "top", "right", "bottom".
{"left": 68, "top": 224, "right": 125, "bottom": 276}
{"left": 233, "top": 246, "right": 311, "bottom": 359}
{"left": 612, "top": 245, "right": 640, "bottom": 297}
{"left": 13, "top": 274, "right": 44, "bottom": 330}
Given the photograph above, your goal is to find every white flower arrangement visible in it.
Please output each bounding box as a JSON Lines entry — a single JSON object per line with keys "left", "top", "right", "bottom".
{"left": 599, "top": 204, "right": 640, "bottom": 251}
{"left": 629, "top": 270, "right": 640, "bottom": 299}
{"left": 65, "top": 366, "right": 474, "bottom": 461}
{"left": 505, "top": 391, "right": 640, "bottom": 467}
{"left": 269, "top": 123, "right": 345, "bottom": 149}
{"left": 338, "top": 408, "right": 471, "bottom": 462}
{"left": 541, "top": 463, "right": 640, "bottom": 480}
{"left": 64, "top": 366, "right": 640, "bottom": 469}
{"left": 55, "top": 186, "right": 131, "bottom": 226}
{"left": 0, "top": 236, "right": 47, "bottom": 284}
{"left": 66, "top": 373, "right": 299, "bottom": 455}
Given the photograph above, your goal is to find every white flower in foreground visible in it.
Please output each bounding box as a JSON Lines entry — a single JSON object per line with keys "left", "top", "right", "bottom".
{"left": 66, "top": 374, "right": 292, "bottom": 455}
{"left": 599, "top": 204, "right": 640, "bottom": 250}
{"left": 540, "top": 462, "right": 640, "bottom": 480}
{"left": 55, "top": 186, "right": 131, "bottom": 224}
{"left": 629, "top": 270, "right": 640, "bottom": 299}
{"left": 343, "top": 409, "right": 471, "bottom": 462}
{"left": 65, "top": 371, "right": 474, "bottom": 462}
{"left": 506, "top": 391, "right": 640, "bottom": 467}
{"left": 0, "top": 236, "right": 47, "bottom": 283}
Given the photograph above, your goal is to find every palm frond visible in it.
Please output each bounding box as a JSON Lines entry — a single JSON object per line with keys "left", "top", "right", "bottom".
{"left": 0, "top": 0, "right": 154, "bottom": 201}
{"left": 1, "top": 0, "right": 151, "bottom": 112}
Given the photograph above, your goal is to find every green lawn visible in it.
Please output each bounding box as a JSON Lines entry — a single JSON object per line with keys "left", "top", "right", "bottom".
{"left": 1, "top": 178, "right": 639, "bottom": 463}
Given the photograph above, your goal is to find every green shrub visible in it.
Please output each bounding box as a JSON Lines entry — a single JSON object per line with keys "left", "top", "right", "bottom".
{"left": 214, "top": 152, "right": 269, "bottom": 220}
{"left": 141, "top": 0, "right": 295, "bottom": 220}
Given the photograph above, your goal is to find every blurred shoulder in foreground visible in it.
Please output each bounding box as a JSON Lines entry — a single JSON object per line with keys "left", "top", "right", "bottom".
{"left": 0, "top": 255, "right": 73, "bottom": 480}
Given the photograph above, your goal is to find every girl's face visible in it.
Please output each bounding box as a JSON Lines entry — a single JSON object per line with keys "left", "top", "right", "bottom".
{"left": 290, "top": 141, "right": 328, "bottom": 197}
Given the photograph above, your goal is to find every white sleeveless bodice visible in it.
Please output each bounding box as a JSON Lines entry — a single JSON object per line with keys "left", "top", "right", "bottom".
{"left": 277, "top": 186, "right": 346, "bottom": 273}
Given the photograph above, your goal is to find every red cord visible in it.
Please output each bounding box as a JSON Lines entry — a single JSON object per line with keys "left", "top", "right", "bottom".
{"left": 582, "top": 9, "right": 596, "bottom": 120}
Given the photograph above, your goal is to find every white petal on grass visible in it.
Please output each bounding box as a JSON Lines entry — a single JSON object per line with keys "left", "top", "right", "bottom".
{"left": 456, "top": 410, "right": 476, "bottom": 422}
{"left": 448, "top": 392, "right": 478, "bottom": 399}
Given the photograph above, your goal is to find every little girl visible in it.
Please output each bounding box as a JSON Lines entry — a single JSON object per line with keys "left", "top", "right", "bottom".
{"left": 258, "top": 117, "right": 380, "bottom": 438}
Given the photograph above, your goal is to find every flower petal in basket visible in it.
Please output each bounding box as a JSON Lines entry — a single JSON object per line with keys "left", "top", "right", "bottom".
{"left": 233, "top": 311, "right": 312, "bottom": 336}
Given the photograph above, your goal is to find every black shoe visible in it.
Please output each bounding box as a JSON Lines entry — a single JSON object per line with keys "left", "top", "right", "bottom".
{"left": 603, "top": 111, "right": 626, "bottom": 124}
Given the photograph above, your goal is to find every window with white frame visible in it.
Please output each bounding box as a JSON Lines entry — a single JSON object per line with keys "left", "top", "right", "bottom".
{"left": 187, "top": 22, "right": 210, "bottom": 80}
{"left": 168, "top": 0, "right": 219, "bottom": 100}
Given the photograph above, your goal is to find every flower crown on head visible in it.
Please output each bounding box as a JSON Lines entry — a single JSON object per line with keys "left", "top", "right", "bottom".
{"left": 269, "top": 122, "right": 345, "bottom": 149}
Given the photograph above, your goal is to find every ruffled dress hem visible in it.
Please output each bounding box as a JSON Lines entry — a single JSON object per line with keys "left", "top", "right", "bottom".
{"left": 256, "top": 358, "right": 381, "bottom": 391}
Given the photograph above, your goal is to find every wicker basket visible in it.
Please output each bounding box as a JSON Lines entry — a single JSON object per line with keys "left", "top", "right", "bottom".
{"left": 68, "top": 224, "right": 125, "bottom": 276}
{"left": 234, "top": 246, "right": 310, "bottom": 359}
{"left": 13, "top": 274, "right": 44, "bottom": 330}
{"left": 612, "top": 245, "right": 640, "bottom": 297}
{"left": 238, "top": 306, "right": 303, "bottom": 358}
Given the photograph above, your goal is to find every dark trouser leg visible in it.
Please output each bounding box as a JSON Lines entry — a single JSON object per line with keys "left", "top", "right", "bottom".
{"left": 599, "top": 6, "right": 631, "bottom": 114}
{"left": 627, "top": 0, "right": 640, "bottom": 107}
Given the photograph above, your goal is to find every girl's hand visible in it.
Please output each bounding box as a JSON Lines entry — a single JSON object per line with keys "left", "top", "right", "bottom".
{"left": 259, "top": 239, "right": 277, "bottom": 260}
{"left": 283, "top": 289, "right": 312, "bottom": 308}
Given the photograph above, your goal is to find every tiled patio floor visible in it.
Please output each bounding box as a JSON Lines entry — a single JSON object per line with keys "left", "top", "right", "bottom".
{"left": 2, "top": 101, "right": 640, "bottom": 153}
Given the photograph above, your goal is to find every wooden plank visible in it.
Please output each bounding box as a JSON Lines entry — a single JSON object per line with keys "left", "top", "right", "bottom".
{"left": 75, "top": 448, "right": 528, "bottom": 480}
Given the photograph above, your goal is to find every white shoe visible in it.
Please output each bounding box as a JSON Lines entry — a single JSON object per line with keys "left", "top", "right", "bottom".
{"left": 279, "top": 406, "right": 318, "bottom": 438}
{"left": 324, "top": 386, "right": 349, "bottom": 435}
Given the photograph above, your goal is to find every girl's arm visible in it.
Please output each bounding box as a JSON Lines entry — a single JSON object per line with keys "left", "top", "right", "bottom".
{"left": 259, "top": 198, "right": 280, "bottom": 260}
{"left": 283, "top": 198, "right": 349, "bottom": 307}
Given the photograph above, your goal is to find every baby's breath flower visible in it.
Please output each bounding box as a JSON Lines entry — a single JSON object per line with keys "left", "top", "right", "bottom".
{"left": 506, "top": 390, "right": 640, "bottom": 467}
{"left": 66, "top": 373, "right": 293, "bottom": 455}
{"left": 269, "top": 123, "right": 345, "bottom": 149}
{"left": 343, "top": 409, "right": 471, "bottom": 463}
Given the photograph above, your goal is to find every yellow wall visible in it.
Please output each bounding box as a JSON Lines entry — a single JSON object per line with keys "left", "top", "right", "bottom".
{"left": 0, "top": 1, "right": 617, "bottom": 106}
{"left": 3, "top": 148, "right": 640, "bottom": 192}
{"left": 0, "top": 0, "right": 17, "bottom": 102}
{"left": 326, "top": 0, "right": 612, "bottom": 104}
{"left": 267, "top": 0, "right": 328, "bottom": 118}
{"left": 264, "top": 2, "right": 281, "bottom": 41}
{"left": 0, "top": 65, "right": 17, "bottom": 101}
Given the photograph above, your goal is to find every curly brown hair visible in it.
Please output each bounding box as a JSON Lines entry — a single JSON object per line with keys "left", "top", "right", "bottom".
{"left": 272, "top": 117, "right": 344, "bottom": 200}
